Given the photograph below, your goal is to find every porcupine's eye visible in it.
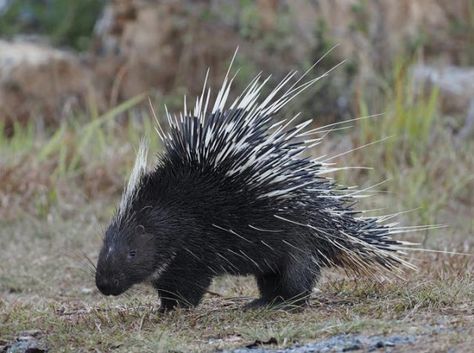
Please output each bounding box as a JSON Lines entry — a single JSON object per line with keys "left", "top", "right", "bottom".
{"left": 128, "top": 250, "right": 137, "bottom": 260}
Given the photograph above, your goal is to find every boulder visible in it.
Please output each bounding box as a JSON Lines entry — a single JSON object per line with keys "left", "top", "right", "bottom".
{"left": 0, "top": 40, "right": 101, "bottom": 133}
{"left": 412, "top": 65, "right": 474, "bottom": 114}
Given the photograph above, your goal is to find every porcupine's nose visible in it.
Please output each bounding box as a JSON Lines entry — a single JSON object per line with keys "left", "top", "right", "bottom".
{"left": 96, "top": 277, "right": 121, "bottom": 296}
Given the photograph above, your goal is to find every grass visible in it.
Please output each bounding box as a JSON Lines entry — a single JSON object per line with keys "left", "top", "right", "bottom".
{"left": 1, "top": 65, "right": 473, "bottom": 352}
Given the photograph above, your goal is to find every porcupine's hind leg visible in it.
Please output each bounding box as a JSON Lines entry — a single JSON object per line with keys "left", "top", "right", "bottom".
{"left": 152, "top": 256, "right": 213, "bottom": 312}
{"left": 247, "top": 254, "right": 320, "bottom": 309}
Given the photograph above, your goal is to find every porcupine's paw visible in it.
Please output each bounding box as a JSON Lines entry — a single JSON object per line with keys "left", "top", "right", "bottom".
{"left": 158, "top": 300, "right": 175, "bottom": 313}
{"left": 158, "top": 294, "right": 193, "bottom": 313}
{"left": 244, "top": 296, "right": 308, "bottom": 311}
{"left": 157, "top": 288, "right": 205, "bottom": 312}
{"left": 153, "top": 259, "right": 213, "bottom": 312}
{"left": 157, "top": 295, "right": 180, "bottom": 313}
{"left": 249, "top": 259, "right": 319, "bottom": 311}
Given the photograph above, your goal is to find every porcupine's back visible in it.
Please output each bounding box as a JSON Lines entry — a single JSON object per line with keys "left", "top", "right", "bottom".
{"left": 145, "top": 66, "right": 415, "bottom": 278}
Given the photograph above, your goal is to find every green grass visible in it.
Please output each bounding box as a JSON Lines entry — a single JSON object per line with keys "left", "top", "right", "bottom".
{"left": 0, "top": 0, "right": 104, "bottom": 51}
{"left": 357, "top": 59, "right": 439, "bottom": 158}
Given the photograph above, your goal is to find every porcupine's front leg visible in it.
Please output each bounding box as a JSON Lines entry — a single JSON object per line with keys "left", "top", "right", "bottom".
{"left": 152, "top": 258, "right": 213, "bottom": 312}
{"left": 248, "top": 255, "right": 320, "bottom": 309}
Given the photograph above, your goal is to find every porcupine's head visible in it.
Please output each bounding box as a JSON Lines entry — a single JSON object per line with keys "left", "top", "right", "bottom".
{"left": 95, "top": 141, "right": 176, "bottom": 296}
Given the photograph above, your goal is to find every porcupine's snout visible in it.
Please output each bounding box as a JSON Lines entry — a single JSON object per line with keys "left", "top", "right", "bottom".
{"left": 95, "top": 247, "right": 127, "bottom": 296}
{"left": 95, "top": 273, "right": 124, "bottom": 296}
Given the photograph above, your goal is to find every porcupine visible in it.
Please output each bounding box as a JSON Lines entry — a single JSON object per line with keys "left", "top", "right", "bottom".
{"left": 95, "top": 55, "right": 416, "bottom": 311}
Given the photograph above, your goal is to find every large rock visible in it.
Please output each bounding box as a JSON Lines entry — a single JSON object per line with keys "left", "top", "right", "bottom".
{"left": 412, "top": 65, "right": 474, "bottom": 114}
{"left": 0, "top": 40, "right": 101, "bottom": 133}
{"left": 412, "top": 64, "right": 474, "bottom": 139}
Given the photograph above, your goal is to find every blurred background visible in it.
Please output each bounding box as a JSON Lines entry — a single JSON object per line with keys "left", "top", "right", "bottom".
{"left": 0, "top": 1, "right": 473, "bottom": 351}
{"left": 0, "top": 0, "right": 473, "bottom": 256}
{"left": 2, "top": 0, "right": 473, "bottom": 226}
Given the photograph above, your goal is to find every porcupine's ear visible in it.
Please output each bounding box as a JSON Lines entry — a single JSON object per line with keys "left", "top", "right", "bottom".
{"left": 117, "top": 138, "right": 149, "bottom": 223}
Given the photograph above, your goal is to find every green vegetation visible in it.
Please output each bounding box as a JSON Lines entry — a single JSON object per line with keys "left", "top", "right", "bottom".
{"left": 0, "top": 0, "right": 104, "bottom": 50}
{"left": 349, "top": 58, "right": 473, "bottom": 230}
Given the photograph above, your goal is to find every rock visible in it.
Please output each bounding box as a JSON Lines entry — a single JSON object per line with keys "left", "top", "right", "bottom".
{"left": 223, "top": 334, "right": 416, "bottom": 353}
{"left": 80, "top": 287, "right": 94, "bottom": 294}
{"left": 4, "top": 330, "right": 47, "bottom": 353}
{"left": 412, "top": 65, "right": 474, "bottom": 115}
{"left": 0, "top": 40, "right": 101, "bottom": 134}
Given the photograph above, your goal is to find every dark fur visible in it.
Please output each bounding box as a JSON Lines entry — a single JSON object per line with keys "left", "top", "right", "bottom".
{"left": 96, "top": 109, "right": 402, "bottom": 311}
